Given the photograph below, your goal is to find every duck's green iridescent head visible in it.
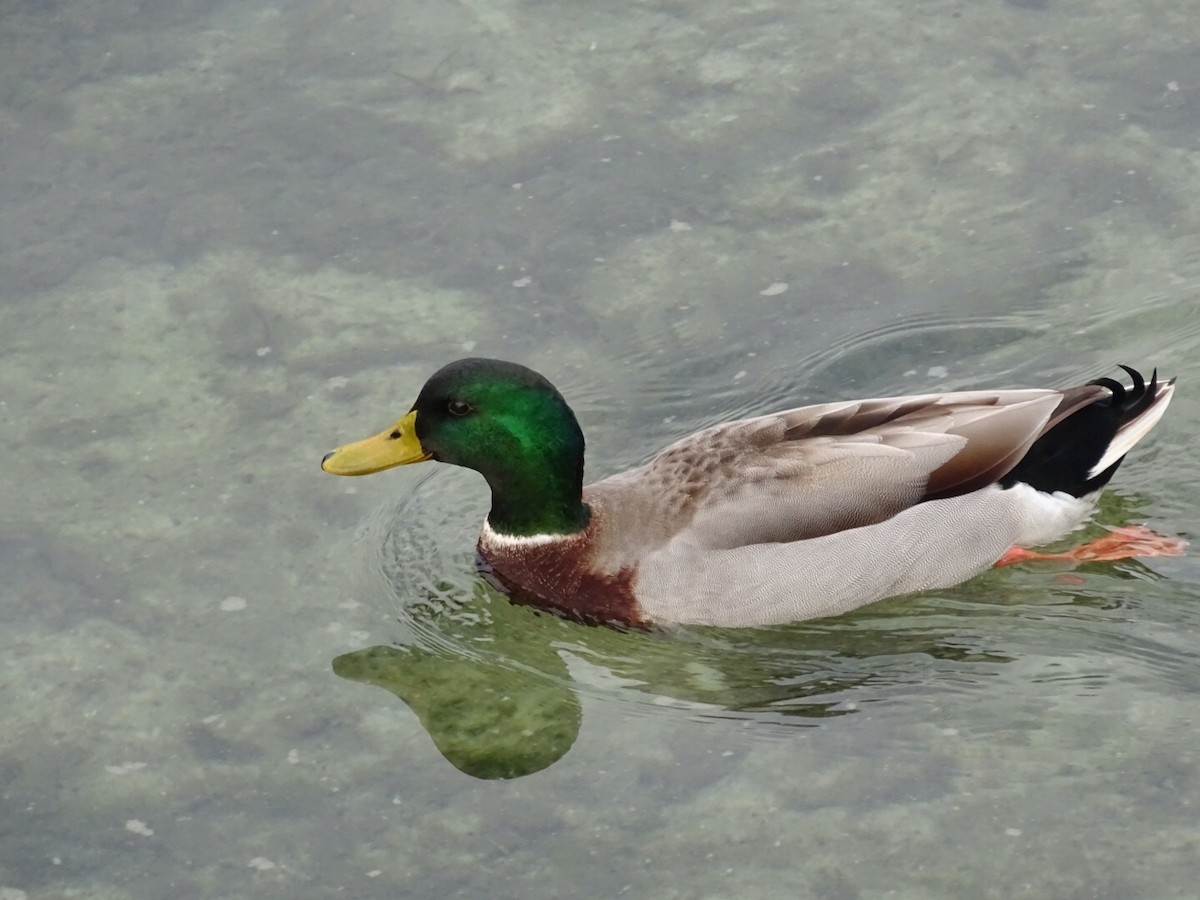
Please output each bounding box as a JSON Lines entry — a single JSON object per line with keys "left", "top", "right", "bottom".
{"left": 322, "top": 358, "right": 589, "bottom": 536}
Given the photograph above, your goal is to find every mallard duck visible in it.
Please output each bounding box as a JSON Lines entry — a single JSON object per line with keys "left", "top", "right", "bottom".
{"left": 322, "top": 358, "right": 1182, "bottom": 627}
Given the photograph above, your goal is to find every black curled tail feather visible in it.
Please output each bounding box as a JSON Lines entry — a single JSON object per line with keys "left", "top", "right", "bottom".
{"left": 999, "top": 365, "right": 1169, "bottom": 498}
{"left": 1088, "top": 365, "right": 1157, "bottom": 416}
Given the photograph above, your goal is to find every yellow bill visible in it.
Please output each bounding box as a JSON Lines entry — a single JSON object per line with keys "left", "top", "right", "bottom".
{"left": 321, "top": 410, "right": 430, "bottom": 476}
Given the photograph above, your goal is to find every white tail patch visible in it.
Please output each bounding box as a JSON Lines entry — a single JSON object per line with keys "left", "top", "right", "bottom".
{"left": 1087, "top": 380, "right": 1176, "bottom": 478}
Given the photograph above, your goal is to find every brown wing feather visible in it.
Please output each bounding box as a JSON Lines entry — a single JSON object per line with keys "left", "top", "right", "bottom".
{"left": 587, "top": 388, "right": 1072, "bottom": 564}
{"left": 922, "top": 384, "right": 1108, "bottom": 498}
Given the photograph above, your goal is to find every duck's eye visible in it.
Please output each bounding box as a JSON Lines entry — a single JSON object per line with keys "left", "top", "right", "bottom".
{"left": 447, "top": 399, "right": 473, "bottom": 417}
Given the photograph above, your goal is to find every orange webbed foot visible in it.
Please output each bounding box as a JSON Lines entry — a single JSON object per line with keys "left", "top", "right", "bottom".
{"left": 994, "top": 524, "right": 1188, "bottom": 568}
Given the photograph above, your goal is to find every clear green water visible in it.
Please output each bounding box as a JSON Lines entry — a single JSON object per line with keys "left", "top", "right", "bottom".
{"left": 4, "top": 1, "right": 1200, "bottom": 898}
